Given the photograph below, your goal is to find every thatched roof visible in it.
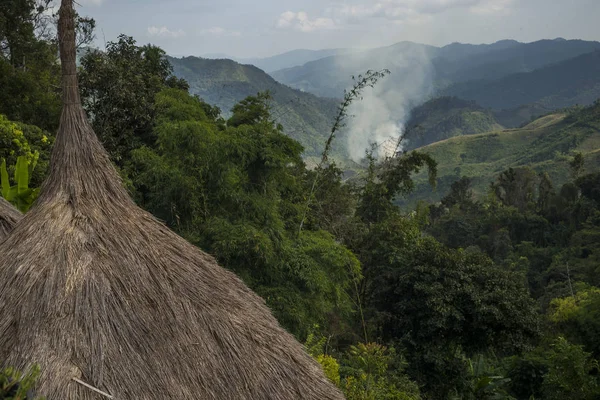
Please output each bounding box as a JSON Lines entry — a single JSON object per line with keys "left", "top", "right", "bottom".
{"left": 0, "top": 1, "right": 344, "bottom": 399}
{"left": 0, "top": 197, "right": 21, "bottom": 240}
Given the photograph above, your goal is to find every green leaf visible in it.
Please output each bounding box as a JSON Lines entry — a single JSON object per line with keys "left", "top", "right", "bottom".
{"left": 16, "top": 156, "right": 30, "bottom": 195}
{"left": 1, "top": 159, "right": 9, "bottom": 199}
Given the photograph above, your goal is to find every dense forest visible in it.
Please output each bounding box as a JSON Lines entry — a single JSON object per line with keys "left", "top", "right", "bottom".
{"left": 1, "top": 1, "right": 600, "bottom": 399}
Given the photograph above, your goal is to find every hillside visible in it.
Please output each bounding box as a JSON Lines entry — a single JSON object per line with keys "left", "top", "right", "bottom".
{"left": 434, "top": 38, "right": 600, "bottom": 84}
{"left": 271, "top": 41, "right": 438, "bottom": 98}
{"left": 167, "top": 56, "right": 340, "bottom": 156}
{"left": 202, "top": 48, "right": 349, "bottom": 73}
{"left": 271, "top": 39, "right": 600, "bottom": 99}
{"left": 443, "top": 51, "right": 600, "bottom": 111}
{"left": 400, "top": 101, "right": 600, "bottom": 207}
{"left": 240, "top": 49, "right": 349, "bottom": 73}
{"left": 405, "top": 97, "right": 503, "bottom": 150}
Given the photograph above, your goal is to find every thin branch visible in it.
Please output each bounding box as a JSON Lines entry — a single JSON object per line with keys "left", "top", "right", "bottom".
{"left": 298, "top": 69, "right": 390, "bottom": 234}
{"left": 72, "top": 378, "right": 114, "bottom": 399}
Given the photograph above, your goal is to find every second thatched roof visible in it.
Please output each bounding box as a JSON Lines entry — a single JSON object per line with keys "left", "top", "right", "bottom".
{"left": 0, "top": 1, "right": 344, "bottom": 399}
{"left": 0, "top": 197, "right": 21, "bottom": 240}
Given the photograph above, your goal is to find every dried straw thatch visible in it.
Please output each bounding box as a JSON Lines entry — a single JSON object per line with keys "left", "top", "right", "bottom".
{"left": 0, "top": 197, "right": 21, "bottom": 240}
{"left": 0, "top": 1, "right": 344, "bottom": 399}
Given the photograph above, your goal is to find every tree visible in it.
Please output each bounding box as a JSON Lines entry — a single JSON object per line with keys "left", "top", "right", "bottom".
{"left": 570, "top": 152, "right": 585, "bottom": 180}
{"left": 127, "top": 88, "right": 361, "bottom": 338}
{"left": 0, "top": 0, "right": 61, "bottom": 131}
{"left": 441, "top": 176, "right": 475, "bottom": 210}
{"left": 79, "top": 35, "right": 188, "bottom": 165}
{"left": 537, "top": 172, "right": 555, "bottom": 212}
{"left": 542, "top": 337, "right": 600, "bottom": 400}
{"left": 491, "top": 167, "right": 538, "bottom": 212}
{"left": 227, "top": 91, "right": 277, "bottom": 128}
{"left": 342, "top": 343, "right": 421, "bottom": 400}
{"left": 370, "top": 237, "right": 539, "bottom": 396}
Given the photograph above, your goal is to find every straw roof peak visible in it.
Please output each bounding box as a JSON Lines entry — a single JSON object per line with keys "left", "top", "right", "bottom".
{"left": 0, "top": 1, "right": 344, "bottom": 399}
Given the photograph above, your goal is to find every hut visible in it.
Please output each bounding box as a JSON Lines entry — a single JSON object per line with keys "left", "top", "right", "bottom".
{"left": 0, "top": 1, "right": 344, "bottom": 399}
{"left": 0, "top": 197, "right": 21, "bottom": 240}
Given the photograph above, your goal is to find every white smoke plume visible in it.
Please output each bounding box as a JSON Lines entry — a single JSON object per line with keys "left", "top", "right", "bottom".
{"left": 342, "top": 43, "right": 435, "bottom": 161}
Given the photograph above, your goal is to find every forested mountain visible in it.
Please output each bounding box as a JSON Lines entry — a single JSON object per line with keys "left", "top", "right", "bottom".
{"left": 434, "top": 38, "right": 600, "bottom": 84}
{"left": 443, "top": 50, "right": 600, "bottom": 110}
{"left": 167, "top": 56, "right": 341, "bottom": 155}
{"left": 271, "top": 39, "right": 600, "bottom": 99}
{"left": 202, "top": 48, "right": 349, "bottom": 73}
{"left": 404, "top": 96, "right": 504, "bottom": 150}
{"left": 402, "top": 101, "right": 600, "bottom": 207}
{"left": 271, "top": 41, "right": 438, "bottom": 98}
{"left": 270, "top": 39, "right": 600, "bottom": 131}
{"left": 239, "top": 48, "right": 349, "bottom": 73}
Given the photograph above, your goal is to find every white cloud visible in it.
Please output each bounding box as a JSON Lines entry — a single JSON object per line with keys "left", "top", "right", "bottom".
{"left": 328, "top": 0, "right": 515, "bottom": 24}
{"left": 277, "top": 11, "right": 336, "bottom": 32}
{"left": 470, "top": 0, "right": 515, "bottom": 15}
{"left": 199, "top": 27, "right": 241, "bottom": 37}
{"left": 79, "top": 0, "right": 104, "bottom": 5}
{"left": 147, "top": 26, "right": 186, "bottom": 39}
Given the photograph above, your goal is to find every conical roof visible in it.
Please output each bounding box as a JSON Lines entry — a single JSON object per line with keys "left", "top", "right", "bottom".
{"left": 0, "top": 1, "right": 344, "bottom": 399}
{"left": 0, "top": 197, "right": 21, "bottom": 240}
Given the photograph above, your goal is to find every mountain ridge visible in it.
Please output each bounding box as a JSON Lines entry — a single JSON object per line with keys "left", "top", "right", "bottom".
{"left": 401, "top": 101, "right": 600, "bottom": 207}
{"left": 167, "top": 55, "right": 341, "bottom": 156}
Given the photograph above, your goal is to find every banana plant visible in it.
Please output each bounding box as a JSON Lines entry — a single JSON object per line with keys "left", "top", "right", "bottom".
{"left": 1, "top": 155, "right": 40, "bottom": 213}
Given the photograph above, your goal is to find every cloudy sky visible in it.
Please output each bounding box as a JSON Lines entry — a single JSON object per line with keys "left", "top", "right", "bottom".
{"left": 79, "top": 0, "right": 600, "bottom": 58}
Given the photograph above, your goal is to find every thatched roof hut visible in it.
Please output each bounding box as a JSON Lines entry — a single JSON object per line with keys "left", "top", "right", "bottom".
{"left": 0, "top": 197, "right": 21, "bottom": 240}
{"left": 0, "top": 1, "right": 344, "bottom": 399}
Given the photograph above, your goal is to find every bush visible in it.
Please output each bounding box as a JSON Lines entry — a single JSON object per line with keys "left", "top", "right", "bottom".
{"left": 0, "top": 366, "right": 42, "bottom": 399}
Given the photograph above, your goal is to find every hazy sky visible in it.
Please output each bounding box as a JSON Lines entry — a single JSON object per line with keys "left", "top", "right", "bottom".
{"left": 78, "top": 0, "right": 600, "bottom": 58}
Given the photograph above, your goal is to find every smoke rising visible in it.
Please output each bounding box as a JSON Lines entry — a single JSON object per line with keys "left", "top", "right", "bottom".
{"left": 342, "top": 43, "right": 435, "bottom": 161}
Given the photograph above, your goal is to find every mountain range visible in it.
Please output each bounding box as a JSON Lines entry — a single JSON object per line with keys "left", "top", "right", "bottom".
{"left": 167, "top": 56, "right": 341, "bottom": 156}
{"left": 443, "top": 50, "right": 600, "bottom": 111}
{"left": 168, "top": 38, "right": 600, "bottom": 163}
{"left": 202, "top": 48, "right": 351, "bottom": 73}
{"left": 401, "top": 101, "right": 600, "bottom": 208}
{"left": 404, "top": 97, "right": 504, "bottom": 150}
{"left": 270, "top": 38, "right": 600, "bottom": 99}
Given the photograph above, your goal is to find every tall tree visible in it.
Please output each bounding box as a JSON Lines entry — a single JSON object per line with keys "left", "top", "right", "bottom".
{"left": 79, "top": 35, "right": 188, "bottom": 165}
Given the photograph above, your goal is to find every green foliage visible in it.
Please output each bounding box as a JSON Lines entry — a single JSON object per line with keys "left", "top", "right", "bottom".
{"left": 491, "top": 167, "right": 538, "bottom": 212}
{"left": 401, "top": 101, "right": 600, "bottom": 209}
{"left": 341, "top": 343, "right": 421, "bottom": 400}
{"left": 405, "top": 97, "right": 503, "bottom": 150}
{"left": 305, "top": 328, "right": 341, "bottom": 386}
{"left": 504, "top": 338, "right": 600, "bottom": 400}
{"left": 167, "top": 56, "right": 341, "bottom": 156}
{"left": 456, "top": 355, "right": 514, "bottom": 400}
{"left": 549, "top": 285, "right": 600, "bottom": 357}
{"left": 0, "top": 114, "right": 53, "bottom": 187}
{"left": 0, "top": 0, "right": 61, "bottom": 131}
{"left": 570, "top": 151, "right": 586, "bottom": 179}
{"left": 444, "top": 51, "right": 600, "bottom": 110}
{"left": 375, "top": 237, "right": 539, "bottom": 353}
{"left": 356, "top": 149, "right": 437, "bottom": 225}
{"left": 1, "top": 155, "right": 39, "bottom": 212}
{"left": 3, "top": 9, "right": 598, "bottom": 395}
{"left": 128, "top": 88, "right": 360, "bottom": 338}
{"left": 79, "top": 35, "right": 188, "bottom": 165}
{"left": 542, "top": 337, "right": 600, "bottom": 400}
{"left": 0, "top": 365, "right": 42, "bottom": 399}
{"left": 227, "top": 91, "right": 276, "bottom": 128}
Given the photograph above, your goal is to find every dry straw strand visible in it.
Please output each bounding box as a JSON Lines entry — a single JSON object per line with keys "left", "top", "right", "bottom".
{"left": 0, "top": 197, "right": 21, "bottom": 240}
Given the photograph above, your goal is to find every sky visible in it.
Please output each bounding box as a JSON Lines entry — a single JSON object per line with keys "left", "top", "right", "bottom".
{"left": 77, "top": 0, "right": 600, "bottom": 59}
